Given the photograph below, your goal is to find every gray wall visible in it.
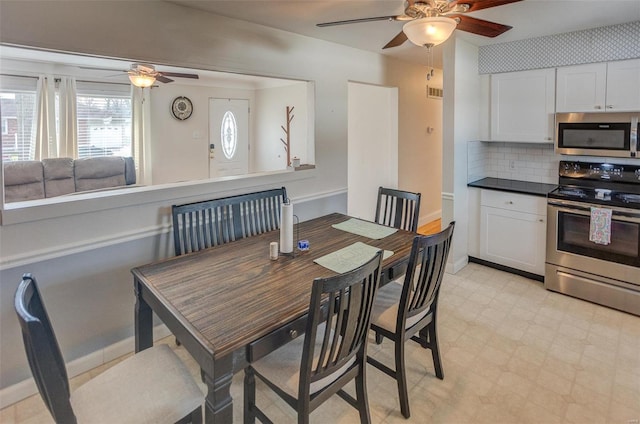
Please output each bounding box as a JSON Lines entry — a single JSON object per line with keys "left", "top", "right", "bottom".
{"left": 0, "top": 0, "right": 442, "bottom": 399}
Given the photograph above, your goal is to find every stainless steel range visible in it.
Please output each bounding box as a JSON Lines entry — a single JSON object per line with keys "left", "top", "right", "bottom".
{"left": 546, "top": 161, "right": 640, "bottom": 316}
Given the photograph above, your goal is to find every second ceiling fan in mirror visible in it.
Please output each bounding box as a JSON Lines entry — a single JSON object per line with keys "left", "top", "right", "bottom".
{"left": 317, "top": 0, "right": 523, "bottom": 49}
{"left": 82, "top": 63, "right": 199, "bottom": 87}
{"left": 126, "top": 63, "right": 199, "bottom": 87}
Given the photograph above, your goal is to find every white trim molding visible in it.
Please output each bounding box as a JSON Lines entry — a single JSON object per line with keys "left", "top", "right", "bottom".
{"left": 0, "top": 187, "right": 346, "bottom": 271}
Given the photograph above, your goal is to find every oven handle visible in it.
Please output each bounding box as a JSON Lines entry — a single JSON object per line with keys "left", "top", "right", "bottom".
{"left": 548, "top": 200, "right": 640, "bottom": 222}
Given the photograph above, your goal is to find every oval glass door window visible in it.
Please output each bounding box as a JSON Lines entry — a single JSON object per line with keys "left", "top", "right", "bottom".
{"left": 220, "top": 111, "right": 237, "bottom": 159}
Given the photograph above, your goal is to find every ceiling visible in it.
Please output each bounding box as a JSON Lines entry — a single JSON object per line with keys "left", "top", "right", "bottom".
{"left": 167, "top": 0, "right": 640, "bottom": 68}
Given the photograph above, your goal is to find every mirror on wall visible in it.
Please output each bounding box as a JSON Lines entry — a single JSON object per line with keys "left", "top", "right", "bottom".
{"left": 0, "top": 45, "right": 315, "bottom": 204}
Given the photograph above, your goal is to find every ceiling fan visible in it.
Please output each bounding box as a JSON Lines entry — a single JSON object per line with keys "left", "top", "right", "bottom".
{"left": 126, "top": 63, "right": 199, "bottom": 86}
{"left": 81, "top": 63, "right": 199, "bottom": 87}
{"left": 317, "top": 0, "right": 522, "bottom": 49}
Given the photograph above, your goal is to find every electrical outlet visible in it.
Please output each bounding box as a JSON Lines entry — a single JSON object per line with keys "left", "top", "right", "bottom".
{"left": 509, "top": 160, "right": 516, "bottom": 170}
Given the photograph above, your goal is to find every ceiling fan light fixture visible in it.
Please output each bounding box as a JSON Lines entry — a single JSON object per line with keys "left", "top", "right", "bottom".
{"left": 403, "top": 17, "right": 457, "bottom": 48}
{"left": 128, "top": 73, "right": 156, "bottom": 88}
{"left": 128, "top": 63, "right": 157, "bottom": 88}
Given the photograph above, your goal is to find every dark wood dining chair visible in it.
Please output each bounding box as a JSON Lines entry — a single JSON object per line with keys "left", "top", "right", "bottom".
{"left": 244, "top": 251, "right": 384, "bottom": 424}
{"left": 14, "top": 274, "right": 204, "bottom": 424}
{"left": 172, "top": 187, "right": 287, "bottom": 256}
{"left": 375, "top": 186, "right": 421, "bottom": 233}
{"left": 367, "top": 222, "right": 455, "bottom": 418}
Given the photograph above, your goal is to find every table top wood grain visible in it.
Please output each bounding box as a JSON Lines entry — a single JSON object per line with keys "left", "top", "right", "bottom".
{"left": 132, "top": 213, "right": 415, "bottom": 359}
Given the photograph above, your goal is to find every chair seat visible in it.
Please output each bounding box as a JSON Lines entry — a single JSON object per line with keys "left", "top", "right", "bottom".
{"left": 70, "top": 344, "right": 204, "bottom": 424}
{"left": 252, "top": 323, "right": 356, "bottom": 398}
{"left": 370, "top": 282, "right": 430, "bottom": 333}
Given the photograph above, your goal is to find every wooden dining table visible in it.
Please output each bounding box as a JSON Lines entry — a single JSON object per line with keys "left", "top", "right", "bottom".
{"left": 132, "top": 212, "right": 416, "bottom": 423}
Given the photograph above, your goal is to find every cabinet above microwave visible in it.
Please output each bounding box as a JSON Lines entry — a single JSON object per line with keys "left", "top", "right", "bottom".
{"left": 555, "top": 112, "right": 639, "bottom": 158}
{"left": 556, "top": 59, "right": 640, "bottom": 113}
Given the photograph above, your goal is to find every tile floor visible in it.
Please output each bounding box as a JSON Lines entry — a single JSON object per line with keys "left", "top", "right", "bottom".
{"left": 2, "top": 262, "right": 639, "bottom": 423}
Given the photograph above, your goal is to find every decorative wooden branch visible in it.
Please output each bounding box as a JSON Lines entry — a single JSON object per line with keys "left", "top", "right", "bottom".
{"left": 280, "top": 106, "right": 295, "bottom": 167}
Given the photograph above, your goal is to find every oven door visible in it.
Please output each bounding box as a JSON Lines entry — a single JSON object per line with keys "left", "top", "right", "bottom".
{"left": 547, "top": 200, "right": 640, "bottom": 284}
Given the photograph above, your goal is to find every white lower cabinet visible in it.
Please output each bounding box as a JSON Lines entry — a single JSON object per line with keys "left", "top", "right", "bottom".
{"left": 474, "top": 189, "right": 547, "bottom": 276}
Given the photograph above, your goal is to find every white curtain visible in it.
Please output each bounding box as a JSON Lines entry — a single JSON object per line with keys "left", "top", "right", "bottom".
{"left": 33, "top": 76, "right": 56, "bottom": 160}
{"left": 131, "top": 86, "right": 152, "bottom": 185}
{"left": 58, "top": 77, "right": 78, "bottom": 158}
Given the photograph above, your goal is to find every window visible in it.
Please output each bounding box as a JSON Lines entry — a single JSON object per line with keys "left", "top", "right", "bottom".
{"left": 0, "top": 83, "right": 37, "bottom": 162}
{"left": 76, "top": 95, "right": 132, "bottom": 158}
{"left": 0, "top": 78, "right": 132, "bottom": 162}
{"left": 220, "top": 110, "right": 237, "bottom": 159}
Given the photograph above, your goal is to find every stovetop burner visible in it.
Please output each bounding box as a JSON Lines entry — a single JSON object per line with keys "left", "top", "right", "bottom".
{"left": 557, "top": 188, "right": 587, "bottom": 198}
{"left": 550, "top": 186, "right": 640, "bottom": 207}
{"left": 551, "top": 161, "right": 640, "bottom": 209}
{"left": 618, "top": 193, "right": 640, "bottom": 204}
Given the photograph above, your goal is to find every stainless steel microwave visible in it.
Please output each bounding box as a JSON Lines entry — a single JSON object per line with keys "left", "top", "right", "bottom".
{"left": 555, "top": 112, "right": 639, "bottom": 158}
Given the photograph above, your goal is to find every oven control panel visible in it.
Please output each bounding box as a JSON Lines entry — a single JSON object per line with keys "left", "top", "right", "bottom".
{"left": 559, "top": 161, "right": 640, "bottom": 183}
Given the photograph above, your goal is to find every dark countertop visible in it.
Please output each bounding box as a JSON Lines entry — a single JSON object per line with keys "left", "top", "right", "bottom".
{"left": 468, "top": 178, "right": 557, "bottom": 197}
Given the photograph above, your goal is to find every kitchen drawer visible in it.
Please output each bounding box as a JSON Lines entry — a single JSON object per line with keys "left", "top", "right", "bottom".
{"left": 481, "top": 189, "right": 546, "bottom": 215}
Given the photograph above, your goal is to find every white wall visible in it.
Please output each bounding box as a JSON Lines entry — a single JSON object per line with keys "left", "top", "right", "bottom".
{"left": 0, "top": 0, "right": 443, "bottom": 401}
{"left": 150, "top": 83, "right": 256, "bottom": 183}
{"left": 253, "top": 82, "right": 309, "bottom": 171}
{"left": 442, "top": 36, "right": 479, "bottom": 273}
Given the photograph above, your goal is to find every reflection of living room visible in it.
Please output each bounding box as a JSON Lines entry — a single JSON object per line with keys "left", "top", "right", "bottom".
{"left": 0, "top": 46, "right": 314, "bottom": 196}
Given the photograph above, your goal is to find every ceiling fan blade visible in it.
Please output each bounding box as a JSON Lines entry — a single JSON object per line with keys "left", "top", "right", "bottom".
{"left": 450, "top": 0, "right": 522, "bottom": 13}
{"left": 451, "top": 14, "right": 513, "bottom": 37}
{"left": 155, "top": 75, "right": 174, "bottom": 83}
{"left": 159, "top": 71, "right": 199, "bottom": 79}
{"left": 317, "top": 15, "right": 399, "bottom": 27}
{"left": 79, "top": 65, "right": 125, "bottom": 72}
{"left": 383, "top": 30, "right": 409, "bottom": 49}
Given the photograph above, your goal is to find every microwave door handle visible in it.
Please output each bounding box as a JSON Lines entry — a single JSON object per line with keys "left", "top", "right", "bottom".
{"left": 631, "top": 116, "right": 638, "bottom": 157}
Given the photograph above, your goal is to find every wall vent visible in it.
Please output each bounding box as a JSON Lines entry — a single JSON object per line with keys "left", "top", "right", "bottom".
{"left": 427, "top": 86, "right": 443, "bottom": 99}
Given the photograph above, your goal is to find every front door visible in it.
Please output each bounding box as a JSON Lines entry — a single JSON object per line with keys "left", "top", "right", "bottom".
{"left": 209, "top": 98, "right": 249, "bottom": 177}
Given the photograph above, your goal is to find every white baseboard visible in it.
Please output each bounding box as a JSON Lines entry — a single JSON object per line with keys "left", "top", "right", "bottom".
{"left": 447, "top": 255, "right": 469, "bottom": 274}
{"left": 0, "top": 324, "right": 172, "bottom": 410}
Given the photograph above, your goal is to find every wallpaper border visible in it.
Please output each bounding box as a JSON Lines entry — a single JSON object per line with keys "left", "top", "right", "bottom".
{"left": 479, "top": 21, "right": 640, "bottom": 74}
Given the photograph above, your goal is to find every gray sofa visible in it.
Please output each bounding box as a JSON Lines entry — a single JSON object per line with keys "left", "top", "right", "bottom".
{"left": 3, "top": 156, "right": 136, "bottom": 203}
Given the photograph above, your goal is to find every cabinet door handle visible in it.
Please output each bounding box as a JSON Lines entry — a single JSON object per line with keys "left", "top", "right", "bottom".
{"left": 606, "top": 105, "right": 614, "bottom": 109}
{"left": 538, "top": 219, "right": 544, "bottom": 222}
{"left": 506, "top": 201, "right": 514, "bottom": 205}
{"left": 594, "top": 105, "right": 602, "bottom": 109}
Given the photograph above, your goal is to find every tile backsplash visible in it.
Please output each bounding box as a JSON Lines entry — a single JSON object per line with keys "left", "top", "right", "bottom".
{"left": 468, "top": 142, "right": 640, "bottom": 185}
{"left": 468, "top": 141, "right": 558, "bottom": 184}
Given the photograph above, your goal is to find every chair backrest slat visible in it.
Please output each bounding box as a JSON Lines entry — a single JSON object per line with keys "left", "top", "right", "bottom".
{"left": 375, "top": 187, "right": 421, "bottom": 233}
{"left": 399, "top": 222, "right": 455, "bottom": 329}
{"left": 300, "top": 251, "right": 383, "bottom": 396}
{"left": 172, "top": 187, "right": 287, "bottom": 256}
{"left": 15, "top": 274, "right": 77, "bottom": 423}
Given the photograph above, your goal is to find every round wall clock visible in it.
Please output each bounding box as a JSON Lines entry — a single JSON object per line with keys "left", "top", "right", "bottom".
{"left": 171, "top": 96, "right": 193, "bottom": 120}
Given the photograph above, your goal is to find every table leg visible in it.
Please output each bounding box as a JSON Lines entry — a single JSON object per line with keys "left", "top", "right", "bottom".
{"left": 203, "top": 355, "right": 234, "bottom": 423}
{"left": 134, "top": 279, "right": 153, "bottom": 353}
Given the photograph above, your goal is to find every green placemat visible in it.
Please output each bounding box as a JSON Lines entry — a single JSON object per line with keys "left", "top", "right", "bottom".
{"left": 332, "top": 218, "right": 398, "bottom": 240}
{"left": 314, "top": 242, "right": 394, "bottom": 274}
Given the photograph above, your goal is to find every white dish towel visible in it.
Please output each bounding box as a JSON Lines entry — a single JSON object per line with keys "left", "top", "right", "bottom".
{"left": 589, "top": 207, "right": 612, "bottom": 245}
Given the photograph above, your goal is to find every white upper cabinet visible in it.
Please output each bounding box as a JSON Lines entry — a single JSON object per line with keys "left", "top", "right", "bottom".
{"left": 490, "top": 68, "right": 556, "bottom": 143}
{"left": 606, "top": 59, "right": 640, "bottom": 111}
{"left": 556, "top": 59, "right": 640, "bottom": 112}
